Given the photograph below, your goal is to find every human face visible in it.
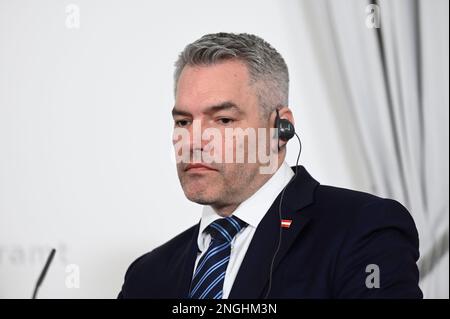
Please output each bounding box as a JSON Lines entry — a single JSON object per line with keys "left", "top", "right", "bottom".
{"left": 172, "top": 60, "right": 275, "bottom": 215}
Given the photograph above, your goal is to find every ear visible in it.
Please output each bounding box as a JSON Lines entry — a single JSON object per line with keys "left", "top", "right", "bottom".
{"left": 277, "top": 107, "right": 295, "bottom": 127}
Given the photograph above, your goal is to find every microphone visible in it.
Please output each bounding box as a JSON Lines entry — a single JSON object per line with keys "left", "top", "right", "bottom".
{"left": 32, "top": 248, "right": 56, "bottom": 299}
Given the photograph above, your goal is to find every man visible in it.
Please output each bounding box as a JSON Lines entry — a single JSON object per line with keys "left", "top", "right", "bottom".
{"left": 118, "top": 33, "right": 422, "bottom": 298}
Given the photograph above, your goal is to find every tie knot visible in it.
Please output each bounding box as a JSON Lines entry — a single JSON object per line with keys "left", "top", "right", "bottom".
{"left": 206, "top": 215, "right": 247, "bottom": 243}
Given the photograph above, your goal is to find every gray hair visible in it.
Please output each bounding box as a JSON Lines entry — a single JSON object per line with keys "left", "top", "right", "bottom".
{"left": 174, "top": 32, "right": 289, "bottom": 118}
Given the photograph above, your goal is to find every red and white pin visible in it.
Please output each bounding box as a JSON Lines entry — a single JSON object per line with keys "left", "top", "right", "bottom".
{"left": 280, "top": 219, "right": 293, "bottom": 229}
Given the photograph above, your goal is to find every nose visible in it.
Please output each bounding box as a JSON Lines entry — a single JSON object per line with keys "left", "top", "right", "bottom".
{"left": 172, "top": 119, "right": 212, "bottom": 163}
{"left": 188, "top": 118, "right": 216, "bottom": 154}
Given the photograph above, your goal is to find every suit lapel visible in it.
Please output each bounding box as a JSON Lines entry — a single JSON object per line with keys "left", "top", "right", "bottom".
{"left": 228, "top": 165, "right": 319, "bottom": 299}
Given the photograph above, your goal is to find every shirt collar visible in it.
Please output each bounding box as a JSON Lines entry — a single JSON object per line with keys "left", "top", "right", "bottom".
{"left": 197, "top": 161, "right": 294, "bottom": 251}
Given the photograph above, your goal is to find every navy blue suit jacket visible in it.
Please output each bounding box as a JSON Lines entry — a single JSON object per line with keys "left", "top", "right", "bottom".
{"left": 118, "top": 166, "right": 422, "bottom": 298}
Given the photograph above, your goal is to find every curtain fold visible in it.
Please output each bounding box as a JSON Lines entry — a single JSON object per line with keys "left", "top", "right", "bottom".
{"left": 296, "top": 0, "right": 449, "bottom": 298}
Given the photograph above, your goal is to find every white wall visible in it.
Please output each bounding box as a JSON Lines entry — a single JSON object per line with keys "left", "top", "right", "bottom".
{"left": 0, "top": 0, "right": 431, "bottom": 298}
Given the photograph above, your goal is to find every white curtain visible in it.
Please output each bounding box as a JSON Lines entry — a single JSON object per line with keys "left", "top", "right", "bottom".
{"left": 295, "top": 0, "right": 449, "bottom": 298}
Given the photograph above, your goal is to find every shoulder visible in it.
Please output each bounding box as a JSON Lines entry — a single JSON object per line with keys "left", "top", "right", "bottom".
{"left": 313, "top": 187, "right": 422, "bottom": 298}
{"left": 310, "top": 184, "right": 418, "bottom": 244}
{"left": 122, "top": 224, "right": 198, "bottom": 281}
{"left": 314, "top": 184, "right": 413, "bottom": 219}
{"left": 118, "top": 224, "right": 198, "bottom": 298}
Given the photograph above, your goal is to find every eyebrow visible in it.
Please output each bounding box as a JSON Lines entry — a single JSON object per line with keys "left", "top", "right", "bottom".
{"left": 171, "top": 101, "right": 243, "bottom": 117}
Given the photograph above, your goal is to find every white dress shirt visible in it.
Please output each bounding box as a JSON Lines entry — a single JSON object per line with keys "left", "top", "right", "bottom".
{"left": 193, "top": 161, "right": 295, "bottom": 299}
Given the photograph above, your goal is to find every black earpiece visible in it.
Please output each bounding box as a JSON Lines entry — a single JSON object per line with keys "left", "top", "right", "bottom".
{"left": 275, "top": 109, "right": 295, "bottom": 149}
{"left": 275, "top": 108, "right": 295, "bottom": 141}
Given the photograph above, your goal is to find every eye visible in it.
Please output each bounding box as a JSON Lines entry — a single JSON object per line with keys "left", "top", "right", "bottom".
{"left": 174, "top": 119, "right": 191, "bottom": 127}
{"left": 217, "top": 118, "right": 234, "bottom": 125}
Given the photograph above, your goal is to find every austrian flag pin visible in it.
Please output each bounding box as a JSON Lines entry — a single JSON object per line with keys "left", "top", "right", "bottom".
{"left": 281, "top": 219, "right": 292, "bottom": 229}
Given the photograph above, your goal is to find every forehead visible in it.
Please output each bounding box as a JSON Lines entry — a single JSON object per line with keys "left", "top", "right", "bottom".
{"left": 175, "top": 60, "right": 254, "bottom": 113}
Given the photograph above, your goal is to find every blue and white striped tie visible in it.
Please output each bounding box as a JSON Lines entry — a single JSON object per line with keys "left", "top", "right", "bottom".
{"left": 189, "top": 215, "right": 247, "bottom": 299}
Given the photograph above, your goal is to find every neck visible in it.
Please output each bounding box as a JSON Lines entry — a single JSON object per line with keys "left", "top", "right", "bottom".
{"left": 211, "top": 203, "right": 240, "bottom": 217}
{"left": 212, "top": 155, "right": 285, "bottom": 217}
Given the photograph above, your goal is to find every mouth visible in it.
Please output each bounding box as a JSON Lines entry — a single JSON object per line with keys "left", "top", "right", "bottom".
{"left": 184, "top": 163, "right": 218, "bottom": 172}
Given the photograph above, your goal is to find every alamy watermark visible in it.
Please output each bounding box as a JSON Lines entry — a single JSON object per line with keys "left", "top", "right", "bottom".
{"left": 366, "top": 4, "right": 381, "bottom": 29}
{"left": 365, "top": 264, "right": 380, "bottom": 289}
{"left": 65, "top": 4, "right": 80, "bottom": 29}
{"left": 172, "top": 120, "right": 281, "bottom": 174}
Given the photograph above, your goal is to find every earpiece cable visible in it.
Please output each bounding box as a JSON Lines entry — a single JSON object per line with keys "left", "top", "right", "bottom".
{"left": 264, "top": 132, "right": 302, "bottom": 299}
